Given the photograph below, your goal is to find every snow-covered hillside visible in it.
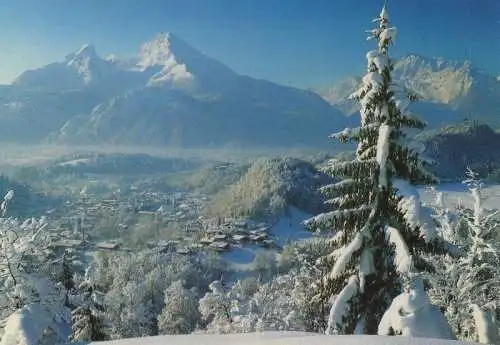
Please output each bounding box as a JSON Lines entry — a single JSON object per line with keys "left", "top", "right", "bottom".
{"left": 220, "top": 207, "right": 312, "bottom": 272}
{"left": 89, "top": 332, "right": 477, "bottom": 345}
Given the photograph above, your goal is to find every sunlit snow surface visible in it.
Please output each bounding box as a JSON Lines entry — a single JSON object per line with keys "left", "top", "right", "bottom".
{"left": 90, "top": 332, "right": 477, "bottom": 345}
{"left": 269, "top": 207, "right": 312, "bottom": 247}
{"left": 220, "top": 206, "right": 312, "bottom": 271}
{"left": 419, "top": 183, "right": 500, "bottom": 211}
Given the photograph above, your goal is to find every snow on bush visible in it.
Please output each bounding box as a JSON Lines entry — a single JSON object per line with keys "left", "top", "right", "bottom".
{"left": 378, "top": 277, "right": 455, "bottom": 339}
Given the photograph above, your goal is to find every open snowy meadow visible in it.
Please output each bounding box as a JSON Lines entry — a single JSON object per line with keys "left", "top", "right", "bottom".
{"left": 91, "top": 332, "right": 477, "bottom": 345}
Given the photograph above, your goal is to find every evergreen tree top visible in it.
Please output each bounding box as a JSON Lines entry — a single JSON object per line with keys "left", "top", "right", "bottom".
{"left": 379, "top": 3, "right": 389, "bottom": 22}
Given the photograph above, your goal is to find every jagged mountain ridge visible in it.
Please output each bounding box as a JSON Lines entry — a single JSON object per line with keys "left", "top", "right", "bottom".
{"left": 3, "top": 33, "right": 353, "bottom": 147}
{"left": 319, "top": 54, "right": 500, "bottom": 127}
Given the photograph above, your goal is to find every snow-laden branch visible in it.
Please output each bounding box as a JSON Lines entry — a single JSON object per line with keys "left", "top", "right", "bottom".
{"left": 393, "top": 179, "right": 437, "bottom": 242}
{"left": 319, "top": 179, "right": 356, "bottom": 193}
{"left": 326, "top": 275, "right": 359, "bottom": 335}
{"left": 385, "top": 226, "right": 412, "bottom": 274}
{"left": 376, "top": 124, "right": 391, "bottom": 188}
{"left": 329, "top": 124, "right": 378, "bottom": 142}
{"left": 328, "top": 234, "right": 363, "bottom": 280}
{"left": 378, "top": 27, "right": 397, "bottom": 50}
{"left": 304, "top": 205, "right": 372, "bottom": 230}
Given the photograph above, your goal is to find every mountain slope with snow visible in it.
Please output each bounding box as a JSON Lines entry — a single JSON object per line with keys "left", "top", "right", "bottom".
{"left": 47, "top": 33, "right": 353, "bottom": 147}
{"left": 13, "top": 44, "right": 131, "bottom": 92}
{"left": 0, "top": 87, "right": 109, "bottom": 142}
{"left": 319, "top": 54, "right": 500, "bottom": 127}
{"left": 3, "top": 33, "right": 353, "bottom": 147}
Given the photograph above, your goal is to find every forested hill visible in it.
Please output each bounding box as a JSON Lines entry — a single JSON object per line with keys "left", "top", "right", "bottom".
{"left": 418, "top": 121, "right": 500, "bottom": 181}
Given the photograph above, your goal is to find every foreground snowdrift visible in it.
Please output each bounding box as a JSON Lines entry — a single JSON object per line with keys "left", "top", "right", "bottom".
{"left": 91, "top": 332, "right": 477, "bottom": 345}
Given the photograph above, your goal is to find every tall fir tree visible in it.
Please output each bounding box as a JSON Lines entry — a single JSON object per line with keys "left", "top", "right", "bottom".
{"left": 69, "top": 270, "right": 107, "bottom": 342}
{"left": 61, "top": 250, "right": 76, "bottom": 307}
{"left": 306, "top": 3, "right": 449, "bottom": 334}
{"left": 70, "top": 304, "right": 107, "bottom": 342}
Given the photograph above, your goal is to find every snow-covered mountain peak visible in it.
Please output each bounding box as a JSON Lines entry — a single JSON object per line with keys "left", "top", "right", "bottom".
{"left": 66, "top": 44, "right": 99, "bottom": 64}
{"left": 137, "top": 32, "right": 196, "bottom": 69}
{"left": 63, "top": 43, "right": 111, "bottom": 85}
{"left": 133, "top": 32, "right": 238, "bottom": 89}
{"left": 395, "top": 54, "right": 473, "bottom": 77}
{"left": 12, "top": 32, "right": 235, "bottom": 92}
{"left": 136, "top": 32, "right": 197, "bottom": 86}
{"left": 75, "top": 43, "right": 97, "bottom": 57}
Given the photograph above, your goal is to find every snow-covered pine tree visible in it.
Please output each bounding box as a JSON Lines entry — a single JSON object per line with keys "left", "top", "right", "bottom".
{"left": 157, "top": 280, "right": 200, "bottom": 334}
{"left": 61, "top": 251, "right": 76, "bottom": 293}
{"left": 69, "top": 268, "right": 107, "bottom": 342}
{"left": 60, "top": 250, "right": 77, "bottom": 308}
{"left": 433, "top": 169, "right": 499, "bottom": 343}
{"left": 306, "top": 3, "right": 449, "bottom": 335}
{"left": 70, "top": 304, "right": 107, "bottom": 342}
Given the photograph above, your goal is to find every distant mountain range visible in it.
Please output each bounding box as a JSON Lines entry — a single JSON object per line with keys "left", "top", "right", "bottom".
{"left": 1, "top": 34, "right": 498, "bottom": 148}
{"left": 1, "top": 33, "right": 353, "bottom": 148}
{"left": 318, "top": 54, "right": 500, "bottom": 128}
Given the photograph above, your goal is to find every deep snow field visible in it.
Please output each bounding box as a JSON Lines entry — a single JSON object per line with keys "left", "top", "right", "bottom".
{"left": 90, "top": 331, "right": 477, "bottom": 345}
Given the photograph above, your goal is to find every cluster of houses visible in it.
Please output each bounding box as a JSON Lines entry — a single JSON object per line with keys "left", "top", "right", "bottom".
{"left": 43, "top": 185, "right": 283, "bottom": 263}
{"left": 47, "top": 228, "right": 123, "bottom": 255}
{"left": 42, "top": 188, "right": 210, "bottom": 255}
{"left": 194, "top": 218, "right": 278, "bottom": 252}
{"left": 141, "top": 220, "right": 279, "bottom": 256}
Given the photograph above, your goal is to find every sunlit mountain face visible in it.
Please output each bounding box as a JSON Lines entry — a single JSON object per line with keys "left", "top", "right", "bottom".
{"left": 318, "top": 54, "right": 500, "bottom": 128}
{"left": 0, "top": 33, "right": 354, "bottom": 147}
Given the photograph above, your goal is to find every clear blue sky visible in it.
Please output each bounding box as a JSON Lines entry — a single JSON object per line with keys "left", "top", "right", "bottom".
{"left": 0, "top": 0, "right": 498, "bottom": 88}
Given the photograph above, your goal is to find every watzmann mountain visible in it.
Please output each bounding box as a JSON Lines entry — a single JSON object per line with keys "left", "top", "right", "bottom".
{"left": 2, "top": 33, "right": 354, "bottom": 148}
